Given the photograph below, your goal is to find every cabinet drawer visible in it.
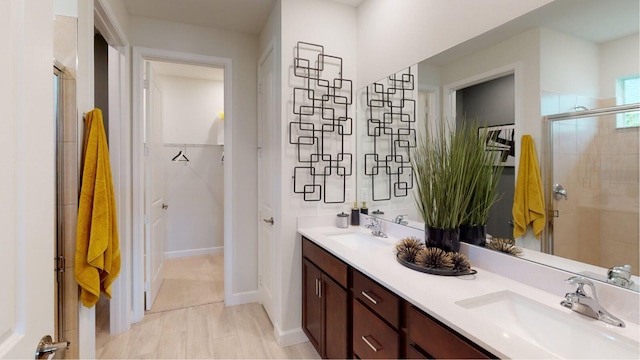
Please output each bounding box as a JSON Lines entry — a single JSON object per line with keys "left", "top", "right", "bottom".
{"left": 352, "top": 269, "right": 400, "bottom": 328}
{"left": 353, "top": 299, "right": 399, "bottom": 359}
{"left": 408, "top": 306, "right": 491, "bottom": 359}
{"left": 302, "top": 237, "right": 348, "bottom": 288}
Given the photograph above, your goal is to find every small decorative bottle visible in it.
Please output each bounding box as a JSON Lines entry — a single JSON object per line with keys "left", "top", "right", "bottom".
{"left": 350, "top": 202, "right": 360, "bottom": 226}
{"left": 360, "top": 201, "right": 368, "bottom": 215}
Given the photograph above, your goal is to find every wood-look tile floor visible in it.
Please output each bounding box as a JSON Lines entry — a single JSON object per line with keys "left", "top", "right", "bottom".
{"left": 96, "top": 254, "right": 320, "bottom": 359}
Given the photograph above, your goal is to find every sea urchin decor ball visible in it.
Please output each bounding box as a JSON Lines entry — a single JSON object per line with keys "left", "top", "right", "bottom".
{"left": 449, "top": 252, "right": 471, "bottom": 272}
{"left": 487, "top": 238, "right": 523, "bottom": 257}
{"left": 415, "top": 247, "right": 453, "bottom": 270}
{"left": 395, "top": 237, "right": 424, "bottom": 263}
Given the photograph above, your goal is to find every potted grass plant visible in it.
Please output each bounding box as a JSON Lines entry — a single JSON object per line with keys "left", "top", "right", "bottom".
{"left": 459, "top": 137, "right": 504, "bottom": 246}
{"left": 410, "top": 120, "right": 488, "bottom": 252}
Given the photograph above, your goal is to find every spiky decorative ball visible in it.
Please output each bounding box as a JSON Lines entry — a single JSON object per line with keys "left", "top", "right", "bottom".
{"left": 395, "top": 237, "right": 424, "bottom": 263}
{"left": 415, "top": 247, "right": 453, "bottom": 270}
{"left": 487, "top": 238, "right": 523, "bottom": 257}
{"left": 449, "top": 252, "right": 471, "bottom": 272}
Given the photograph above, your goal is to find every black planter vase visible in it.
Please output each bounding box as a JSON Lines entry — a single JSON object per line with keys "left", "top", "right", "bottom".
{"left": 425, "top": 226, "right": 460, "bottom": 252}
{"left": 460, "top": 224, "right": 487, "bottom": 247}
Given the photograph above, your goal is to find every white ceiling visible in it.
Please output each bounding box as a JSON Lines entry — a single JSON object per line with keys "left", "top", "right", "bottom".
{"left": 151, "top": 61, "right": 224, "bottom": 81}
{"left": 123, "top": 0, "right": 364, "bottom": 35}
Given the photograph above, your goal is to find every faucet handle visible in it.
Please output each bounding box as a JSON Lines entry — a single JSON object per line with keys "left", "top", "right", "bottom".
{"left": 566, "top": 276, "right": 597, "bottom": 299}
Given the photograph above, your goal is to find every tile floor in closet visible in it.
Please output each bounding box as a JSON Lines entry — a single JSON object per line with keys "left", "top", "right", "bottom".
{"left": 96, "top": 253, "right": 320, "bottom": 359}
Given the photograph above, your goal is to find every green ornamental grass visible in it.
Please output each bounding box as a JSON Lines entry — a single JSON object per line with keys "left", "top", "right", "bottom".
{"left": 411, "top": 119, "right": 502, "bottom": 229}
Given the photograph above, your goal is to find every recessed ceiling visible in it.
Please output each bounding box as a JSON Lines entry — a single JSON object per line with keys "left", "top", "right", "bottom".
{"left": 151, "top": 61, "right": 224, "bottom": 82}
{"left": 123, "top": 0, "right": 364, "bottom": 35}
{"left": 123, "top": 0, "right": 277, "bottom": 35}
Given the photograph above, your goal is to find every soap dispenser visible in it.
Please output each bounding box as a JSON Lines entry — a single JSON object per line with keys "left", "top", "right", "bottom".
{"left": 350, "top": 202, "right": 359, "bottom": 226}
{"left": 360, "top": 201, "right": 368, "bottom": 215}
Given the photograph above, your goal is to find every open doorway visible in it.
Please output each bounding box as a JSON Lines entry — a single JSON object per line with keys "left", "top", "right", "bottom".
{"left": 142, "top": 60, "right": 226, "bottom": 314}
{"left": 456, "top": 74, "right": 516, "bottom": 239}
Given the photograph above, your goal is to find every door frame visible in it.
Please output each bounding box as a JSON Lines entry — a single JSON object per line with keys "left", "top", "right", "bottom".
{"left": 131, "top": 47, "right": 233, "bottom": 322}
{"left": 95, "top": 0, "right": 132, "bottom": 337}
{"left": 442, "top": 63, "right": 522, "bottom": 132}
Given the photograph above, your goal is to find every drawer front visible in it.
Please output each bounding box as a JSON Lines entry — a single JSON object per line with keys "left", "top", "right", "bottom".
{"left": 353, "top": 299, "right": 399, "bottom": 359}
{"left": 353, "top": 269, "right": 400, "bottom": 328}
{"left": 408, "top": 306, "right": 491, "bottom": 359}
{"left": 406, "top": 344, "right": 429, "bottom": 359}
{"left": 302, "top": 237, "right": 348, "bottom": 288}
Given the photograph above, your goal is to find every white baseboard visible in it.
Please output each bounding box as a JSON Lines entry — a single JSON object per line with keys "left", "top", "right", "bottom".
{"left": 225, "top": 290, "right": 260, "bottom": 306}
{"left": 164, "top": 246, "right": 223, "bottom": 259}
{"left": 274, "top": 325, "right": 309, "bottom": 347}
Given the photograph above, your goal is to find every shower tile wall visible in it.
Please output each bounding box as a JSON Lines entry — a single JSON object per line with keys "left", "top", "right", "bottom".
{"left": 543, "top": 91, "right": 639, "bottom": 275}
{"left": 54, "top": 14, "right": 79, "bottom": 359}
{"left": 598, "top": 113, "right": 639, "bottom": 275}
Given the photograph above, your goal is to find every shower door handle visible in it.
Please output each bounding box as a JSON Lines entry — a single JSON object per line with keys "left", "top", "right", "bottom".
{"left": 552, "top": 184, "right": 568, "bottom": 200}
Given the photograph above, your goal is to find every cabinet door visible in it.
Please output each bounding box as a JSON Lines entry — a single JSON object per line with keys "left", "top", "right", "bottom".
{"left": 302, "top": 259, "right": 323, "bottom": 354}
{"left": 322, "top": 273, "right": 349, "bottom": 359}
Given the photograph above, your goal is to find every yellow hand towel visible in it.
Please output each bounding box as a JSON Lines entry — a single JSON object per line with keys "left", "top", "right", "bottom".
{"left": 512, "top": 135, "right": 546, "bottom": 239}
{"left": 75, "top": 109, "right": 121, "bottom": 308}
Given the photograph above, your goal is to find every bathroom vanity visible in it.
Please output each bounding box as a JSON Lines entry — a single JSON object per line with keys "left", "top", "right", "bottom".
{"left": 299, "top": 216, "right": 640, "bottom": 359}
{"left": 302, "top": 236, "right": 493, "bottom": 359}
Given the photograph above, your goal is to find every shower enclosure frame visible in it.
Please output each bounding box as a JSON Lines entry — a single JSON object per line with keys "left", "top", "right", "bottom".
{"left": 542, "top": 102, "right": 640, "bottom": 255}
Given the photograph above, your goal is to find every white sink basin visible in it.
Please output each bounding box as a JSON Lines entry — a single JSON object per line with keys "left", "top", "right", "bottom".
{"left": 456, "top": 290, "right": 639, "bottom": 359}
{"left": 328, "top": 231, "right": 390, "bottom": 249}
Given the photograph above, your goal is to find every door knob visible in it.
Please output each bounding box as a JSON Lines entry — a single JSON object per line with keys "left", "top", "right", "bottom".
{"left": 552, "top": 184, "right": 568, "bottom": 200}
{"left": 162, "top": 203, "right": 168, "bottom": 210}
{"left": 35, "top": 335, "right": 69, "bottom": 359}
{"left": 263, "top": 217, "right": 274, "bottom": 225}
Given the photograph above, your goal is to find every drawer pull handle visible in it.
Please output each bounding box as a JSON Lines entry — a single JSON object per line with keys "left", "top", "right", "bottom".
{"left": 361, "top": 290, "right": 379, "bottom": 305}
{"left": 361, "top": 335, "right": 381, "bottom": 352}
{"left": 315, "top": 278, "right": 318, "bottom": 296}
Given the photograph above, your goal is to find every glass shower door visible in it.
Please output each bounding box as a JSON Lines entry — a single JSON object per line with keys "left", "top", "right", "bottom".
{"left": 546, "top": 105, "right": 639, "bottom": 278}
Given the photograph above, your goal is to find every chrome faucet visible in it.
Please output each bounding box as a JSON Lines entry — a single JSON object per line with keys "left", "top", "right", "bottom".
{"left": 394, "top": 214, "right": 408, "bottom": 225}
{"left": 560, "top": 276, "right": 625, "bottom": 327}
{"left": 607, "top": 264, "right": 634, "bottom": 289}
{"left": 365, "top": 217, "right": 387, "bottom": 238}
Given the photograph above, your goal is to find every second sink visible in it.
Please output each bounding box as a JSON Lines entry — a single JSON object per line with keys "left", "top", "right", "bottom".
{"left": 455, "top": 290, "right": 639, "bottom": 359}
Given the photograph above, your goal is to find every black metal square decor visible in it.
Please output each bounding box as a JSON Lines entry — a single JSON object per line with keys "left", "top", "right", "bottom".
{"left": 363, "top": 68, "right": 416, "bottom": 201}
{"left": 291, "top": 42, "right": 353, "bottom": 203}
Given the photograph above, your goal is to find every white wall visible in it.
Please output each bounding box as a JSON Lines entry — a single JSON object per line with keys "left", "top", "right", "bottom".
{"left": 277, "top": 0, "right": 357, "bottom": 342}
{"left": 156, "top": 74, "right": 225, "bottom": 258}
{"left": 540, "top": 27, "right": 599, "bottom": 100}
{"left": 157, "top": 75, "right": 225, "bottom": 145}
{"left": 163, "top": 146, "right": 225, "bottom": 257}
{"left": 600, "top": 33, "right": 640, "bottom": 100}
{"left": 356, "top": 0, "right": 554, "bottom": 87}
{"left": 129, "top": 16, "right": 259, "bottom": 296}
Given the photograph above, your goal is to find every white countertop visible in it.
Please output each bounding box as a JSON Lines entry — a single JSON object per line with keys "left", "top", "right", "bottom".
{"left": 298, "top": 223, "right": 640, "bottom": 359}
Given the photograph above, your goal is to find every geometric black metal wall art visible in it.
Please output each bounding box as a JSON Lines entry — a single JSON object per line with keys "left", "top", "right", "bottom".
{"left": 363, "top": 67, "right": 416, "bottom": 201}
{"left": 291, "top": 41, "right": 353, "bottom": 203}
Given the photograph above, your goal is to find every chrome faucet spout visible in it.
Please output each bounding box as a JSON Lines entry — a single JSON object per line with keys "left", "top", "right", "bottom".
{"left": 560, "top": 276, "right": 625, "bottom": 327}
{"left": 365, "top": 217, "right": 387, "bottom": 238}
{"left": 394, "top": 214, "right": 408, "bottom": 225}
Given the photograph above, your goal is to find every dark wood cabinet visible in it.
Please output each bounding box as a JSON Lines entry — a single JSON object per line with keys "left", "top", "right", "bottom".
{"left": 407, "top": 305, "right": 494, "bottom": 359}
{"left": 302, "top": 259, "right": 323, "bottom": 351}
{"left": 302, "top": 238, "right": 348, "bottom": 359}
{"left": 353, "top": 298, "right": 400, "bottom": 359}
{"left": 301, "top": 236, "right": 496, "bottom": 359}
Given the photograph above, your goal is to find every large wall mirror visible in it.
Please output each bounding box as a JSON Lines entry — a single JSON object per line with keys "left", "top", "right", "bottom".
{"left": 356, "top": 0, "right": 639, "bottom": 291}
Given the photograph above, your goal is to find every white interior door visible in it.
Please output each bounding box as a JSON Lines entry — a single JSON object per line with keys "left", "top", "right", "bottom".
{"left": 0, "top": 0, "right": 56, "bottom": 357}
{"left": 258, "top": 46, "right": 276, "bottom": 322}
{"left": 144, "top": 62, "right": 166, "bottom": 311}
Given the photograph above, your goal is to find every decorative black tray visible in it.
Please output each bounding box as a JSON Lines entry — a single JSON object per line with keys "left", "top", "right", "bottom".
{"left": 396, "top": 254, "right": 477, "bottom": 276}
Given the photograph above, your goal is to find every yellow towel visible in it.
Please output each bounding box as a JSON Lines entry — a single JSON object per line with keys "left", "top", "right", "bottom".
{"left": 512, "top": 135, "right": 546, "bottom": 239}
{"left": 75, "top": 109, "right": 121, "bottom": 307}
